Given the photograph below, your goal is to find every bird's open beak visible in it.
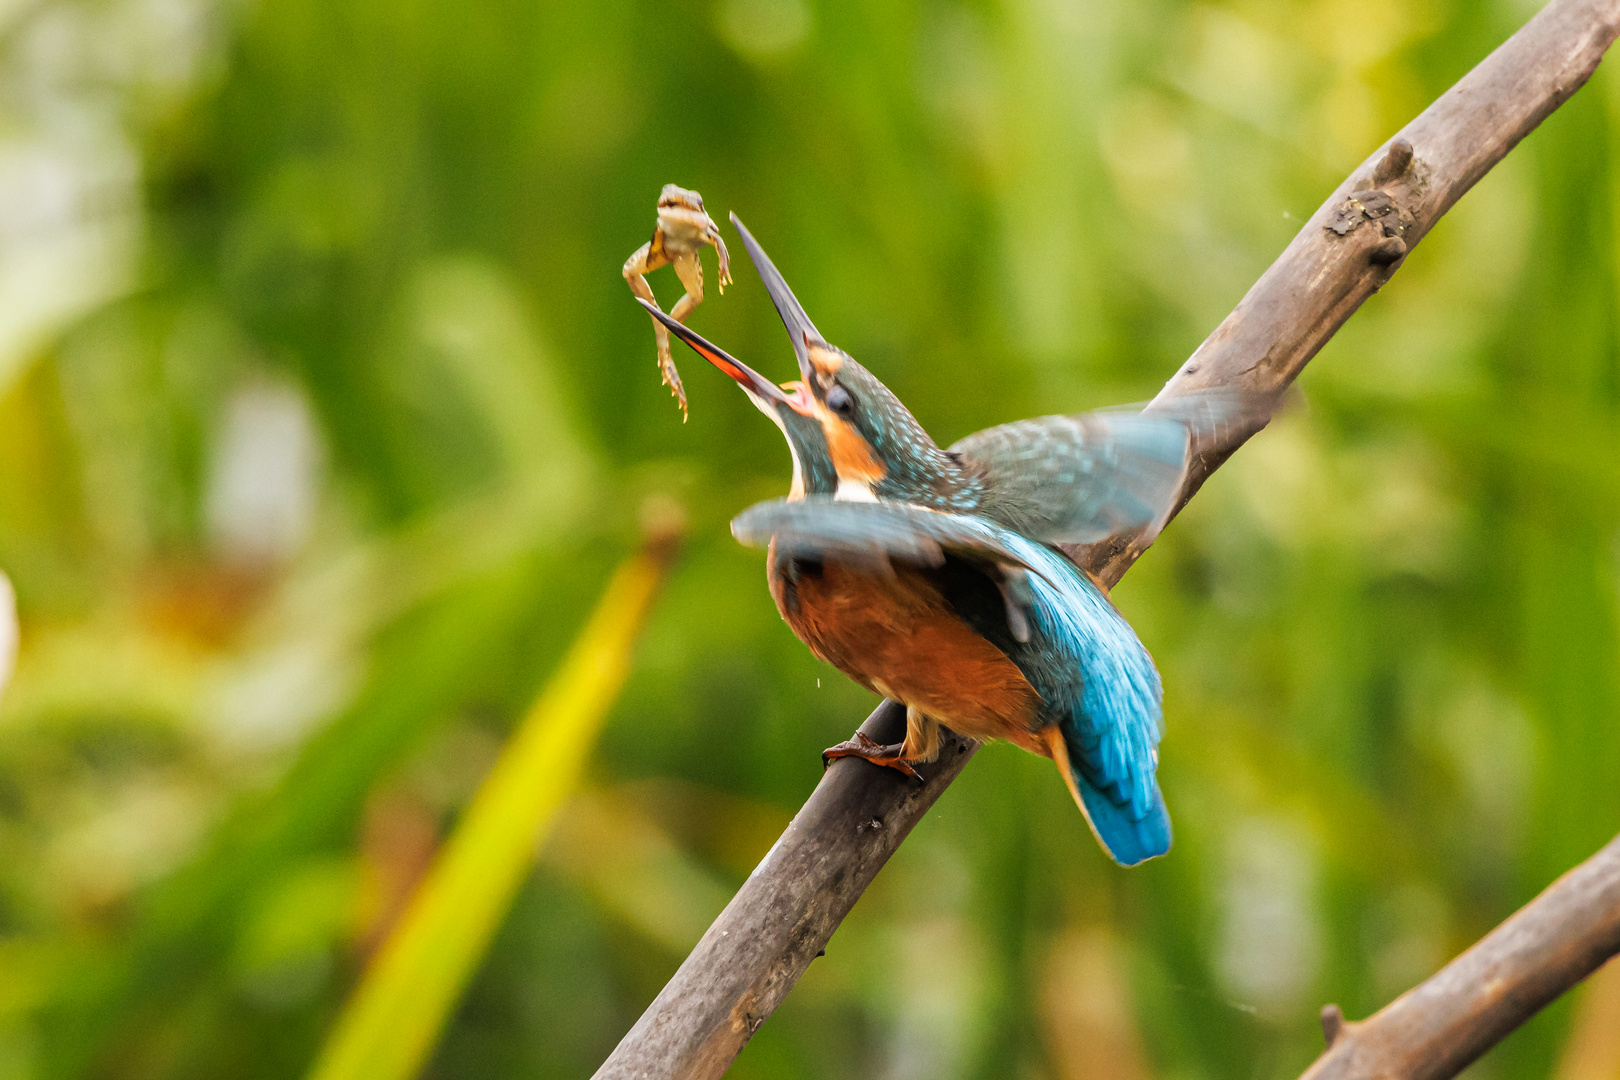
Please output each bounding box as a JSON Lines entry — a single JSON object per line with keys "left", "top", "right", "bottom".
{"left": 730, "top": 213, "right": 822, "bottom": 386}
{"left": 636, "top": 298, "right": 811, "bottom": 414}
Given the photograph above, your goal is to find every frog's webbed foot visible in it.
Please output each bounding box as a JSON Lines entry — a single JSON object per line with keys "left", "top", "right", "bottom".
{"left": 657, "top": 345, "right": 688, "bottom": 420}
{"left": 625, "top": 241, "right": 689, "bottom": 419}
{"left": 823, "top": 731, "right": 924, "bottom": 781}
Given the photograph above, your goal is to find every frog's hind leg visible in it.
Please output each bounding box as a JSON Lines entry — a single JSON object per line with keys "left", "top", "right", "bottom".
{"left": 649, "top": 251, "right": 712, "bottom": 417}
{"left": 624, "top": 241, "right": 687, "bottom": 416}
{"left": 623, "top": 239, "right": 669, "bottom": 301}
{"left": 669, "top": 250, "right": 706, "bottom": 322}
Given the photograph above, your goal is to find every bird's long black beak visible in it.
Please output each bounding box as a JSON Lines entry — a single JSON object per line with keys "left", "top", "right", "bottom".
{"left": 730, "top": 213, "right": 821, "bottom": 385}
{"left": 635, "top": 298, "right": 807, "bottom": 412}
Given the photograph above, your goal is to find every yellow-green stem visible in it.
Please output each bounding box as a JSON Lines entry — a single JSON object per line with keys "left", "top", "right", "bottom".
{"left": 308, "top": 539, "right": 676, "bottom": 1080}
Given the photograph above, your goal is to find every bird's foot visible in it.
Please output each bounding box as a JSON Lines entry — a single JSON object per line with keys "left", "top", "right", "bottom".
{"left": 823, "top": 731, "right": 925, "bottom": 781}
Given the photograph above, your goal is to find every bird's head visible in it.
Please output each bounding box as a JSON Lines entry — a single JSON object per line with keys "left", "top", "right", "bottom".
{"left": 726, "top": 215, "right": 969, "bottom": 506}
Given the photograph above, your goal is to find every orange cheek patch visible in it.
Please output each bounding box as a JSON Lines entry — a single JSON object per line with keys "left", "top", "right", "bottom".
{"left": 823, "top": 414, "right": 886, "bottom": 484}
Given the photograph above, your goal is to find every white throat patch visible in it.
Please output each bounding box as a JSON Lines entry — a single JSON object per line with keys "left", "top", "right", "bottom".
{"left": 748, "top": 390, "right": 807, "bottom": 502}
{"left": 834, "top": 477, "right": 879, "bottom": 502}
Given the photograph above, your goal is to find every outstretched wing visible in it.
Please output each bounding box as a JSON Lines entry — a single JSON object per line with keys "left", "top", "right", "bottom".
{"left": 951, "top": 411, "right": 1190, "bottom": 545}
{"left": 953, "top": 389, "right": 1270, "bottom": 545}
{"left": 731, "top": 496, "right": 1043, "bottom": 577}
{"left": 733, "top": 495, "right": 1171, "bottom": 865}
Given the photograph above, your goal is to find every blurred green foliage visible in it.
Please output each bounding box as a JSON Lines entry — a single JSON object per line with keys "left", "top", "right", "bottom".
{"left": 0, "top": 0, "right": 1617, "bottom": 1079}
{"left": 310, "top": 541, "right": 672, "bottom": 1080}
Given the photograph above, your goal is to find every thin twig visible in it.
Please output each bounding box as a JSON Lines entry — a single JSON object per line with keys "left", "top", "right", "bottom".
{"left": 594, "top": 2, "right": 1620, "bottom": 1076}
{"left": 1306, "top": 833, "right": 1620, "bottom": 1080}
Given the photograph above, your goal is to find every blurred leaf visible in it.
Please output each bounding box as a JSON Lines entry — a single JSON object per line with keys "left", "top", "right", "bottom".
{"left": 0, "top": 571, "right": 14, "bottom": 702}
{"left": 36, "top": 553, "right": 555, "bottom": 1078}
{"left": 233, "top": 857, "right": 362, "bottom": 1010}
{"left": 544, "top": 787, "right": 733, "bottom": 953}
{"left": 307, "top": 532, "right": 678, "bottom": 1080}
{"left": 1040, "top": 928, "right": 1152, "bottom": 1080}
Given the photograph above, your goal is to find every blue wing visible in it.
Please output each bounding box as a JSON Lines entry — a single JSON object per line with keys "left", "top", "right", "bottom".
{"left": 952, "top": 390, "right": 1267, "bottom": 547}
{"left": 951, "top": 412, "right": 1189, "bottom": 544}
{"left": 733, "top": 496, "right": 1171, "bottom": 865}
{"left": 1007, "top": 527, "right": 1170, "bottom": 865}
{"left": 732, "top": 497, "right": 1043, "bottom": 574}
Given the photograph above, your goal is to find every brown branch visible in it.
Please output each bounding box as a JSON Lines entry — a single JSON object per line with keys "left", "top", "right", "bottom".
{"left": 1086, "top": 0, "right": 1620, "bottom": 585}
{"left": 1307, "top": 832, "right": 1620, "bottom": 1080}
{"left": 594, "top": 2, "right": 1620, "bottom": 1076}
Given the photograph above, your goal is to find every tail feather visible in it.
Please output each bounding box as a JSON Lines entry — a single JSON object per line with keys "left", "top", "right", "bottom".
{"left": 1075, "top": 772, "right": 1171, "bottom": 867}
{"left": 1043, "top": 727, "right": 1171, "bottom": 866}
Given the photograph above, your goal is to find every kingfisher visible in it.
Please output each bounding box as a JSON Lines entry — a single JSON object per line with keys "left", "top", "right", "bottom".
{"left": 638, "top": 217, "right": 1243, "bottom": 866}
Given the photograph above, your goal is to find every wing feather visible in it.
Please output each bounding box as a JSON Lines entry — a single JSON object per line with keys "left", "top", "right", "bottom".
{"left": 731, "top": 497, "right": 1042, "bottom": 576}
{"left": 951, "top": 412, "right": 1189, "bottom": 544}
{"left": 732, "top": 495, "right": 1170, "bottom": 864}
{"left": 952, "top": 389, "right": 1268, "bottom": 545}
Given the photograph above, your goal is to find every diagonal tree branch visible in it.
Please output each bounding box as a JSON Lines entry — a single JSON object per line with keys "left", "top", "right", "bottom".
{"left": 595, "top": 2, "right": 1620, "bottom": 1076}
{"left": 1309, "top": 832, "right": 1620, "bottom": 1080}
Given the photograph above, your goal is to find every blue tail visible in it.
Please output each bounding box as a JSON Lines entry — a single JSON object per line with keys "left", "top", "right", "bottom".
{"left": 1075, "top": 770, "right": 1172, "bottom": 867}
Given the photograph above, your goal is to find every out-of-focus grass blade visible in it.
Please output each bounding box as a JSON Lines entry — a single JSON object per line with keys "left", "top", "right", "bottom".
{"left": 0, "top": 570, "right": 15, "bottom": 701}
{"left": 307, "top": 524, "right": 682, "bottom": 1080}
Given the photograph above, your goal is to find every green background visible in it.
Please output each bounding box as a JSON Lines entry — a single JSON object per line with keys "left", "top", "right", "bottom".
{"left": 0, "top": 0, "right": 1617, "bottom": 1077}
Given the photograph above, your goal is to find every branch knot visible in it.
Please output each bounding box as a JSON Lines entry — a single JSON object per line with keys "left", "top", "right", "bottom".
{"left": 1321, "top": 1003, "right": 1346, "bottom": 1046}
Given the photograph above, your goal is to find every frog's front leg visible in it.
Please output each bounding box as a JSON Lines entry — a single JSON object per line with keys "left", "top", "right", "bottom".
{"left": 623, "top": 239, "right": 688, "bottom": 417}
{"left": 706, "top": 226, "right": 733, "bottom": 293}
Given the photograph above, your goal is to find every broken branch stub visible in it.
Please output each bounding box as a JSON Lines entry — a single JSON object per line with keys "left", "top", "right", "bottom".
{"left": 1300, "top": 833, "right": 1620, "bottom": 1080}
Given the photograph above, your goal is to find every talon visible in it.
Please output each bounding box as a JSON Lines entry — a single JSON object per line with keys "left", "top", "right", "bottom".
{"left": 823, "top": 731, "right": 924, "bottom": 780}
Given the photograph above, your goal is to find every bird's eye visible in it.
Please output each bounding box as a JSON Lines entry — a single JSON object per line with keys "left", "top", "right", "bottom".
{"left": 825, "top": 384, "right": 854, "bottom": 416}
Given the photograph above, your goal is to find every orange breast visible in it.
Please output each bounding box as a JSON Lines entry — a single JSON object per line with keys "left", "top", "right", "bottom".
{"left": 767, "top": 541, "right": 1043, "bottom": 748}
